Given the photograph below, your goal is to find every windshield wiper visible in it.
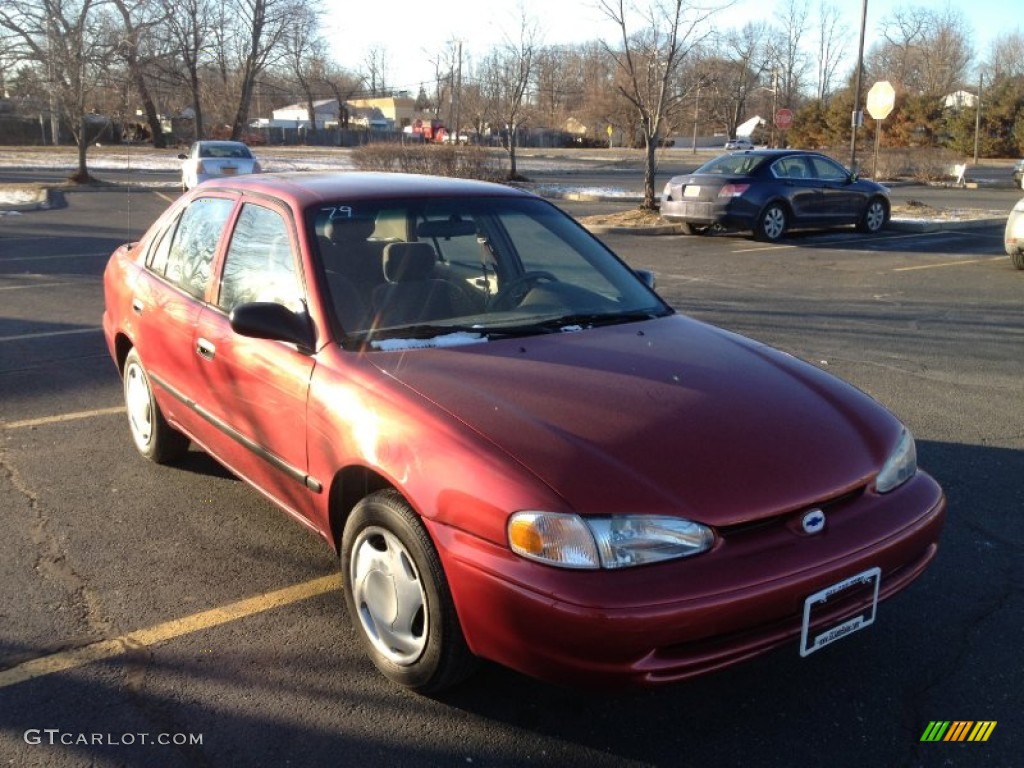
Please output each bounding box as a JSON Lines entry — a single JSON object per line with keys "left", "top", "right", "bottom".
{"left": 484, "top": 309, "right": 670, "bottom": 337}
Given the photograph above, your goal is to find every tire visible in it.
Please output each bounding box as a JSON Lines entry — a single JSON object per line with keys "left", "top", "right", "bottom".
{"left": 754, "top": 203, "right": 788, "bottom": 241}
{"left": 857, "top": 197, "right": 889, "bottom": 233}
{"left": 123, "top": 348, "right": 190, "bottom": 463}
{"left": 341, "top": 490, "right": 477, "bottom": 693}
{"left": 1012, "top": 249, "right": 1024, "bottom": 270}
{"left": 678, "top": 222, "right": 710, "bottom": 236}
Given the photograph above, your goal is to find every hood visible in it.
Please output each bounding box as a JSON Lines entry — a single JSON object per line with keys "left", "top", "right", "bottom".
{"left": 369, "top": 315, "right": 900, "bottom": 526}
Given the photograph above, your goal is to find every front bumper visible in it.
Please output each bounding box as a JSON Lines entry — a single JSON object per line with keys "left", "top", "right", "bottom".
{"left": 430, "top": 472, "right": 946, "bottom": 688}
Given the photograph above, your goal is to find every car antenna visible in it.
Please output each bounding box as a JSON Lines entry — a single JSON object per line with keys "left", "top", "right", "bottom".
{"left": 126, "top": 137, "right": 132, "bottom": 242}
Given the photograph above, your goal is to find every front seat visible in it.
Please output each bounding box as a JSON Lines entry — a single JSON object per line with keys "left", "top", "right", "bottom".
{"left": 372, "top": 242, "right": 469, "bottom": 327}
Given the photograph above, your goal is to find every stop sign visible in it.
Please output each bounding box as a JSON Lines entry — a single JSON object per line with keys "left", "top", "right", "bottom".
{"left": 866, "top": 81, "right": 896, "bottom": 120}
{"left": 775, "top": 108, "right": 793, "bottom": 130}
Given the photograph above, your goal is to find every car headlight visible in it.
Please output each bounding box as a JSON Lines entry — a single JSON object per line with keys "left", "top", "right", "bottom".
{"left": 508, "top": 511, "right": 714, "bottom": 569}
{"left": 875, "top": 428, "right": 917, "bottom": 493}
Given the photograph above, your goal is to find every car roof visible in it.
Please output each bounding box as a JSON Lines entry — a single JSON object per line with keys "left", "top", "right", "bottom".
{"left": 193, "top": 171, "right": 535, "bottom": 207}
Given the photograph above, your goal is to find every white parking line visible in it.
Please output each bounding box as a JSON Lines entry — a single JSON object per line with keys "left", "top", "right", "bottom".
{"left": 0, "top": 327, "right": 102, "bottom": 343}
{"left": 3, "top": 406, "right": 125, "bottom": 429}
{"left": 1, "top": 252, "right": 111, "bottom": 262}
{"left": 731, "top": 243, "right": 797, "bottom": 254}
{"left": 894, "top": 256, "right": 1006, "bottom": 272}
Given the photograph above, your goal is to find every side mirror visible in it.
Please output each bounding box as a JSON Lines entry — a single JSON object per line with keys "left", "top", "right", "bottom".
{"left": 229, "top": 302, "right": 315, "bottom": 351}
{"left": 635, "top": 269, "right": 656, "bottom": 290}
{"left": 177, "top": 153, "right": 188, "bottom": 160}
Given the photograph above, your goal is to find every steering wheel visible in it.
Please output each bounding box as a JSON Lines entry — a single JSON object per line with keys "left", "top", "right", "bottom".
{"left": 487, "top": 271, "right": 559, "bottom": 311}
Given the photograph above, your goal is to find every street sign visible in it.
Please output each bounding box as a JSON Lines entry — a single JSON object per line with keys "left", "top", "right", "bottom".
{"left": 866, "top": 81, "right": 896, "bottom": 120}
{"left": 775, "top": 108, "right": 793, "bottom": 130}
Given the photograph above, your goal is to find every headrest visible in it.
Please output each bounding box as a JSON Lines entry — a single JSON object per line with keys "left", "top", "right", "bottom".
{"left": 382, "top": 242, "right": 436, "bottom": 282}
{"left": 323, "top": 215, "right": 375, "bottom": 244}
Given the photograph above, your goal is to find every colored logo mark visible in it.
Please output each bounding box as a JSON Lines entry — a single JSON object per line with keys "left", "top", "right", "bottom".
{"left": 920, "top": 721, "right": 997, "bottom": 742}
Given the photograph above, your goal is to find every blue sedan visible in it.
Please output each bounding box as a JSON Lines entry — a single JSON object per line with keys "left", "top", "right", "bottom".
{"left": 661, "top": 150, "right": 890, "bottom": 241}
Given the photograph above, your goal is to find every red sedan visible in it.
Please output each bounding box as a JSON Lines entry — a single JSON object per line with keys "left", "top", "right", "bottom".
{"left": 102, "top": 172, "right": 945, "bottom": 692}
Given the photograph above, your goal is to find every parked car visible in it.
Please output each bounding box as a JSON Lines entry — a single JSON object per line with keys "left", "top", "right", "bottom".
{"left": 661, "top": 149, "right": 891, "bottom": 241}
{"left": 724, "top": 138, "right": 754, "bottom": 150}
{"left": 1012, "top": 158, "right": 1024, "bottom": 189}
{"left": 177, "top": 140, "right": 262, "bottom": 191}
{"left": 103, "top": 172, "right": 945, "bottom": 692}
{"left": 1005, "top": 196, "right": 1024, "bottom": 269}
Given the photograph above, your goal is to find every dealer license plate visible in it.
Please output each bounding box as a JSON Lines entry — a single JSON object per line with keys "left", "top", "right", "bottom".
{"left": 799, "top": 567, "right": 881, "bottom": 657}
{"left": 683, "top": 185, "right": 701, "bottom": 198}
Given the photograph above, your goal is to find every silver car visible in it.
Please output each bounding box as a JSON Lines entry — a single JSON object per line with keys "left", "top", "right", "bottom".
{"left": 178, "top": 140, "right": 262, "bottom": 191}
{"left": 1005, "top": 196, "right": 1024, "bottom": 269}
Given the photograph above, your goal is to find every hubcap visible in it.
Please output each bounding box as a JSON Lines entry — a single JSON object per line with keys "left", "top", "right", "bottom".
{"left": 350, "top": 526, "right": 427, "bottom": 665}
{"left": 866, "top": 203, "right": 884, "bottom": 231}
{"left": 763, "top": 208, "right": 785, "bottom": 239}
{"left": 124, "top": 362, "right": 153, "bottom": 449}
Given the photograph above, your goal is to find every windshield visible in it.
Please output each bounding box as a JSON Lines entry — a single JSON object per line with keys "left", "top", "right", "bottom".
{"left": 308, "top": 195, "right": 670, "bottom": 347}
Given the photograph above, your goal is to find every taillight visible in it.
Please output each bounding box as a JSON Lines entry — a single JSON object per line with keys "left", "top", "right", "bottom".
{"left": 718, "top": 184, "right": 750, "bottom": 198}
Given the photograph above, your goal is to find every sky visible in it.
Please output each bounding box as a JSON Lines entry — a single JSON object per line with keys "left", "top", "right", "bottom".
{"left": 325, "top": 0, "right": 1012, "bottom": 95}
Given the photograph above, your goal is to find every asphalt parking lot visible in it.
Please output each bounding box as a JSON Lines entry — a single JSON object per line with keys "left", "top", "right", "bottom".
{"left": 1, "top": 185, "right": 1022, "bottom": 767}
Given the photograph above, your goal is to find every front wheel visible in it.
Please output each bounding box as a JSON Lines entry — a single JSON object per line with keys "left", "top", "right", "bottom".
{"left": 754, "top": 203, "right": 788, "bottom": 241}
{"left": 1011, "top": 249, "right": 1024, "bottom": 270}
{"left": 857, "top": 197, "right": 889, "bottom": 233}
{"left": 341, "top": 490, "right": 477, "bottom": 693}
{"left": 123, "top": 348, "right": 190, "bottom": 463}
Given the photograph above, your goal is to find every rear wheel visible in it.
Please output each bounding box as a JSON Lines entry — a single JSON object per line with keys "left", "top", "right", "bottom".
{"left": 754, "top": 203, "right": 788, "bottom": 241}
{"left": 123, "top": 348, "right": 189, "bottom": 463}
{"left": 341, "top": 490, "right": 477, "bottom": 693}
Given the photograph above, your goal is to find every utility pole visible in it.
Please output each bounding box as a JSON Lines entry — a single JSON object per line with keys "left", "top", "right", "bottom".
{"left": 849, "top": 0, "right": 868, "bottom": 173}
{"left": 455, "top": 40, "right": 462, "bottom": 141}
{"left": 973, "top": 71, "right": 983, "bottom": 165}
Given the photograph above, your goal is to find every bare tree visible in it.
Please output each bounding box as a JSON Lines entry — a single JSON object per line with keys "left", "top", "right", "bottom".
{"left": 363, "top": 45, "right": 388, "bottom": 96}
{"left": 282, "top": 3, "right": 326, "bottom": 133}
{"left": 812, "top": 0, "right": 847, "bottom": 103}
{"left": 768, "top": 0, "right": 810, "bottom": 107}
{"left": 706, "top": 22, "right": 772, "bottom": 146}
{"left": 0, "top": 0, "right": 115, "bottom": 181}
{"left": 227, "top": 0, "right": 293, "bottom": 140}
{"left": 109, "top": 0, "right": 168, "bottom": 147}
{"left": 599, "top": 0, "right": 716, "bottom": 208}
{"left": 321, "top": 63, "right": 364, "bottom": 133}
{"left": 161, "top": 0, "right": 213, "bottom": 139}
{"left": 479, "top": 8, "right": 538, "bottom": 179}
{"left": 868, "top": 4, "right": 973, "bottom": 96}
{"left": 985, "top": 30, "right": 1024, "bottom": 81}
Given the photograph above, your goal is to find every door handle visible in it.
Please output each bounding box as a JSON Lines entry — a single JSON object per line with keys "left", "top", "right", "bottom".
{"left": 196, "top": 337, "right": 216, "bottom": 361}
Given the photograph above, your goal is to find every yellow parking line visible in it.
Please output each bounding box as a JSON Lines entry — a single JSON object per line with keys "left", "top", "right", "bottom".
{"left": 4, "top": 406, "right": 125, "bottom": 429}
{"left": 894, "top": 256, "right": 1006, "bottom": 272}
{"left": 0, "top": 574, "right": 341, "bottom": 689}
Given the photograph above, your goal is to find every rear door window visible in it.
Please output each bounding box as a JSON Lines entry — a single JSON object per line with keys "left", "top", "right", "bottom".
{"left": 150, "top": 196, "right": 235, "bottom": 299}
